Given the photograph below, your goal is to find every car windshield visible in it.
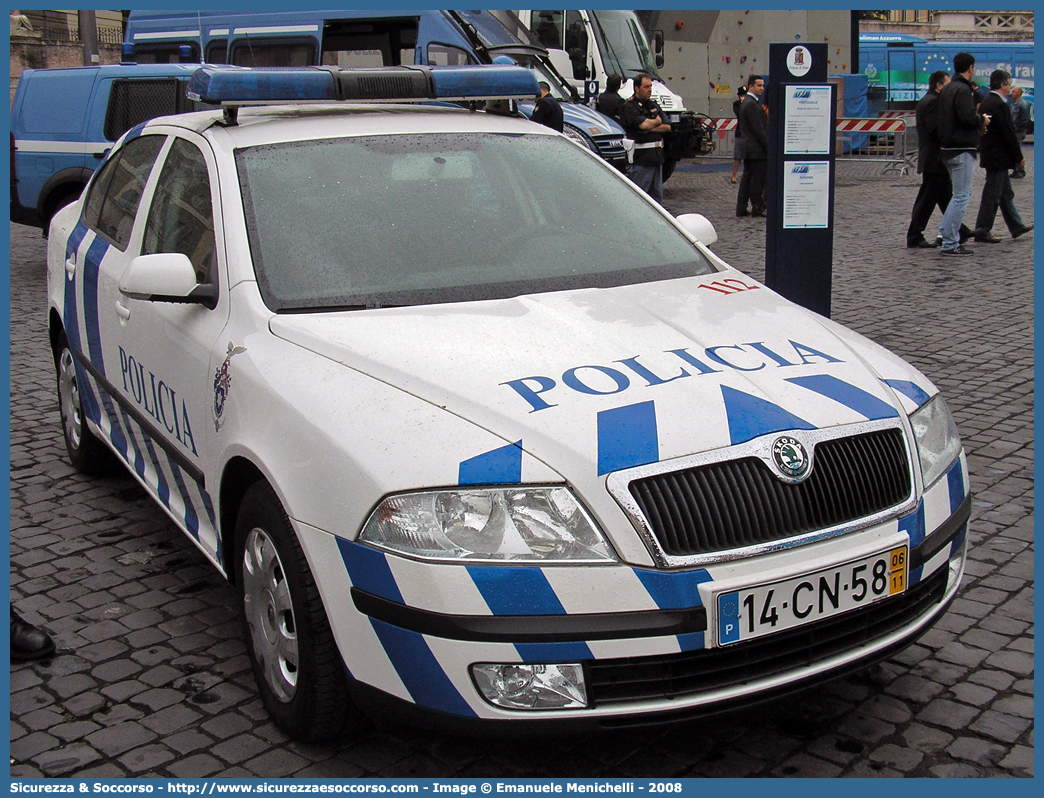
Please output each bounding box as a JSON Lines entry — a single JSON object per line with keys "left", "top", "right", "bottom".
{"left": 236, "top": 132, "right": 713, "bottom": 311}
{"left": 590, "top": 10, "right": 660, "bottom": 80}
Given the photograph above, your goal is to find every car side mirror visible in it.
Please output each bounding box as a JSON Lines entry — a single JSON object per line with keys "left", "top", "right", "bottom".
{"left": 676, "top": 213, "right": 717, "bottom": 247}
{"left": 119, "top": 252, "right": 217, "bottom": 310}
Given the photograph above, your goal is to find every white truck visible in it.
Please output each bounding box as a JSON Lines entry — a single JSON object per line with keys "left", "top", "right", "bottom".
{"left": 500, "top": 9, "right": 715, "bottom": 178}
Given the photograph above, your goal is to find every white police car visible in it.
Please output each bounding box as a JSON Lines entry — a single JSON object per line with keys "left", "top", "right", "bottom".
{"left": 46, "top": 65, "right": 970, "bottom": 739}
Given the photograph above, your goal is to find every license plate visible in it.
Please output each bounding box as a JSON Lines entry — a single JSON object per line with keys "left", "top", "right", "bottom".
{"left": 717, "top": 546, "right": 908, "bottom": 646}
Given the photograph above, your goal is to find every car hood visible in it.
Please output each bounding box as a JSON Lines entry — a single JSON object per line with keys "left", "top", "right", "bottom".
{"left": 269, "top": 272, "right": 933, "bottom": 481}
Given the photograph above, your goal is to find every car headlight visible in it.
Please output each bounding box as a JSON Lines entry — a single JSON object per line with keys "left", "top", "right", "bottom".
{"left": 359, "top": 486, "right": 615, "bottom": 563}
{"left": 910, "top": 394, "right": 962, "bottom": 489}
{"left": 562, "top": 124, "right": 599, "bottom": 155}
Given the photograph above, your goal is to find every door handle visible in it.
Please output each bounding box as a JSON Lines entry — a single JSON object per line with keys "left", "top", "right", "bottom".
{"left": 115, "top": 301, "right": 131, "bottom": 321}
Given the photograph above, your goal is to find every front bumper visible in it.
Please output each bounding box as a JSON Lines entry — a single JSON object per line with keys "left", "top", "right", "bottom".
{"left": 305, "top": 452, "right": 971, "bottom": 729}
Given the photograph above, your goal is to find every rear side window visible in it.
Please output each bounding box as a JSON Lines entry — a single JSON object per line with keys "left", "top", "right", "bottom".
{"left": 131, "top": 42, "right": 201, "bottom": 64}
{"left": 143, "top": 138, "right": 216, "bottom": 283}
{"left": 231, "top": 40, "right": 316, "bottom": 66}
{"left": 104, "top": 78, "right": 197, "bottom": 141}
{"left": 320, "top": 18, "right": 418, "bottom": 67}
{"left": 83, "top": 135, "right": 164, "bottom": 250}
{"left": 205, "top": 39, "right": 228, "bottom": 64}
{"left": 426, "top": 43, "right": 476, "bottom": 67}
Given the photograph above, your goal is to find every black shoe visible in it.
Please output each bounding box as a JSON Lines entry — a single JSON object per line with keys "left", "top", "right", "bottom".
{"left": 1012, "top": 171, "right": 1025, "bottom": 179}
{"left": 974, "top": 233, "right": 1001, "bottom": 243}
{"left": 940, "top": 245, "right": 974, "bottom": 255}
{"left": 751, "top": 210, "right": 765, "bottom": 217}
{"left": 1012, "top": 224, "right": 1033, "bottom": 239}
{"left": 736, "top": 211, "right": 750, "bottom": 217}
{"left": 959, "top": 228, "right": 973, "bottom": 243}
{"left": 11, "top": 610, "right": 55, "bottom": 661}
{"left": 908, "top": 239, "right": 938, "bottom": 249}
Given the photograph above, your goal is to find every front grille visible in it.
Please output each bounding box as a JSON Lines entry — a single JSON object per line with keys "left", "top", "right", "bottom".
{"left": 629, "top": 429, "right": 911, "bottom": 557}
{"left": 594, "top": 136, "right": 626, "bottom": 160}
{"left": 587, "top": 565, "right": 948, "bottom": 706}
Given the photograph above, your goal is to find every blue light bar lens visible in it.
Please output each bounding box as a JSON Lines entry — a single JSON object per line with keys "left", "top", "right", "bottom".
{"left": 188, "top": 65, "right": 539, "bottom": 105}
{"left": 431, "top": 64, "right": 538, "bottom": 100}
{"left": 188, "top": 66, "right": 337, "bottom": 104}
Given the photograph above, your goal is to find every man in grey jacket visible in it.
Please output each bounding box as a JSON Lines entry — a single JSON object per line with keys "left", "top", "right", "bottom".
{"left": 1008, "top": 86, "right": 1030, "bottom": 177}
{"left": 937, "top": 52, "right": 989, "bottom": 255}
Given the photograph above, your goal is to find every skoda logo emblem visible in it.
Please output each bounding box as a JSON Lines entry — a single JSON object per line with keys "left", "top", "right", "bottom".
{"left": 772, "top": 436, "right": 810, "bottom": 480}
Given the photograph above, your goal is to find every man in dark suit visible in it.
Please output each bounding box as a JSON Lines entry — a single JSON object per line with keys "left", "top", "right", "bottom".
{"left": 907, "top": 71, "right": 972, "bottom": 248}
{"left": 973, "top": 69, "right": 1033, "bottom": 242}
{"left": 736, "top": 75, "right": 767, "bottom": 217}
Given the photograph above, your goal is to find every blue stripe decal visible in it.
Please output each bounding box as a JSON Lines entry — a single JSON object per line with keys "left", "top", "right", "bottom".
{"left": 166, "top": 454, "right": 200, "bottom": 541}
{"left": 118, "top": 408, "right": 148, "bottom": 480}
{"left": 368, "top": 619, "right": 476, "bottom": 717}
{"left": 142, "top": 436, "right": 171, "bottom": 508}
{"left": 633, "top": 568, "right": 712, "bottom": 609}
{"left": 677, "top": 631, "right": 705, "bottom": 652}
{"left": 909, "top": 564, "right": 924, "bottom": 586}
{"left": 336, "top": 539, "right": 404, "bottom": 604}
{"left": 721, "top": 385, "right": 816, "bottom": 445}
{"left": 946, "top": 460, "right": 966, "bottom": 514}
{"left": 950, "top": 522, "right": 967, "bottom": 557}
{"left": 899, "top": 499, "right": 926, "bottom": 549}
{"left": 883, "top": 379, "right": 931, "bottom": 408}
{"left": 515, "top": 641, "right": 593, "bottom": 663}
{"left": 466, "top": 566, "right": 565, "bottom": 616}
{"left": 81, "top": 237, "right": 110, "bottom": 373}
{"left": 99, "top": 395, "right": 129, "bottom": 460}
{"left": 77, "top": 358, "right": 103, "bottom": 429}
{"left": 458, "top": 441, "right": 523, "bottom": 485}
{"left": 199, "top": 487, "right": 218, "bottom": 530}
{"left": 66, "top": 221, "right": 89, "bottom": 264}
{"left": 64, "top": 221, "right": 90, "bottom": 349}
{"left": 786, "top": 375, "right": 899, "bottom": 420}
{"left": 64, "top": 226, "right": 99, "bottom": 419}
{"left": 597, "top": 401, "right": 658, "bottom": 475}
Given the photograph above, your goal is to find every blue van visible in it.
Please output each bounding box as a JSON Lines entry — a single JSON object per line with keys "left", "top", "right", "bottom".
{"left": 123, "top": 9, "right": 626, "bottom": 166}
{"left": 10, "top": 63, "right": 201, "bottom": 231}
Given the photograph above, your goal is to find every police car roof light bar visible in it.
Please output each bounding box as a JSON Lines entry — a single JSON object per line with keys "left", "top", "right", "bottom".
{"left": 187, "top": 64, "right": 539, "bottom": 107}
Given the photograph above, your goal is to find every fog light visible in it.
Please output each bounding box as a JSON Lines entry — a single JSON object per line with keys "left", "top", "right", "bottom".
{"left": 472, "top": 663, "right": 587, "bottom": 710}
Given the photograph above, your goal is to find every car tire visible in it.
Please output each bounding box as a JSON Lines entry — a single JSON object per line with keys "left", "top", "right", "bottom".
{"left": 235, "top": 481, "right": 357, "bottom": 740}
{"left": 54, "top": 330, "right": 119, "bottom": 475}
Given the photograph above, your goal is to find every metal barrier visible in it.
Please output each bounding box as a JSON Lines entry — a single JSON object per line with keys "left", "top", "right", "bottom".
{"left": 836, "top": 117, "right": 916, "bottom": 174}
{"left": 705, "top": 117, "right": 916, "bottom": 175}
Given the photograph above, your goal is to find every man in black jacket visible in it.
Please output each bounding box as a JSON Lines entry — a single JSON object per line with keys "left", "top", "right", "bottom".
{"left": 735, "top": 75, "right": 767, "bottom": 217}
{"left": 937, "top": 52, "right": 988, "bottom": 255}
{"left": 907, "top": 71, "right": 972, "bottom": 248}
{"left": 596, "top": 74, "right": 625, "bottom": 123}
{"left": 973, "top": 70, "right": 1032, "bottom": 242}
{"left": 531, "top": 81, "right": 563, "bottom": 133}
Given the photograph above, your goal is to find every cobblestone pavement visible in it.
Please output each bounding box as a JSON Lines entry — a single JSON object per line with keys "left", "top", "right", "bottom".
{"left": 10, "top": 148, "right": 1033, "bottom": 778}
